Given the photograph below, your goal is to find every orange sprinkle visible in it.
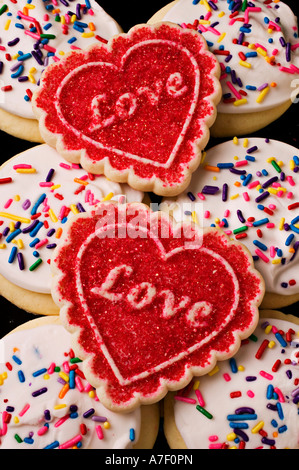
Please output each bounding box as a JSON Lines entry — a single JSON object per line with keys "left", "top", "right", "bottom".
{"left": 89, "top": 22, "right": 95, "bottom": 31}
{"left": 204, "top": 165, "right": 220, "bottom": 172}
{"left": 59, "top": 383, "right": 70, "bottom": 399}
{"left": 55, "top": 227, "right": 63, "bottom": 239}
{"left": 270, "top": 82, "right": 277, "bottom": 87}
{"left": 234, "top": 181, "right": 241, "bottom": 187}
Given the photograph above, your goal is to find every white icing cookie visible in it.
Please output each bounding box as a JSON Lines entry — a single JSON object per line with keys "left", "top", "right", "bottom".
{"left": 164, "top": 310, "right": 299, "bottom": 449}
{"left": 0, "top": 144, "right": 143, "bottom": 314}
{"left": 0, "top": 0, "right": 122, "bottom": 141}
{"left": 0, "top": 316, "right": 160, "bottom": 449}
{"left": 148, "top": 0, "right": 299, "bottom": 137}
{"left": 161, "top": 137, "right": 299, "bottom": 308}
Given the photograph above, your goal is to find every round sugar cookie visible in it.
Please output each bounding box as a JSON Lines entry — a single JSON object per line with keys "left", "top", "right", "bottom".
{"left": 148, "top": 0, "right": 299, "bottom": 137}
{"left": 164, "top": 309, "right": 299, "bottom": 449}
{"left": 0, "top": 144, "right": 143, "bottom": 315}
{"left": 0, "top": 315, "right": 160, "bottom": 449}
{"left": 161, "top": 137, "right": 299, "bottom": 309}
{"left": 0, "top": 0, "right": 122, "bottom": 142}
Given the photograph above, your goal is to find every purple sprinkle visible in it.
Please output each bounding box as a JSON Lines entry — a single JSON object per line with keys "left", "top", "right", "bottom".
{"left": 0, "top": 62, "right": 3, "bottom": 74}
{"left": 83, "top": 408, "right": 95, "bottom": 418}
{"left": 238, "top": 32, "right": 244, "bottom": 45}
{"left": 2, "top": 227, "right": 9, "bottom": 237}
{"left": 45, "top": 168, "right": 55, "bottom": 182}
{"left": 225, "top": 54, "right": 232, "bottom": 63}
{"left": 237, "top": 209, "right": 245, "bottom": 223}
{"left": 17, "top": 252, "right": 24, "bottom": 270}
{"left": 46, "top": 243, "right": 57, "bottom": 249}
{"left": 31, "top": 50, "right": 44, "bottom": 66}
{"left": 255, "top": 191, "right": 270, "bottom": 203}
{"left": 286, "top": 42, "right": 291, "bottom": 62}
{"left": 18, "top": 76, "right": 28, "bottom": 82}
{"left": 201, "top": 185, "right": 219, "bottom": 195}
{"left": 231, "top": 69, "right": 237, "bottom": 84}
{"left": 245, "top": 376, "right": 257, "bottom": 382}
{"left": 280, "top": 172, "right": 285, "bottom": 181}
{"left": 286, "top": 370, "right": 292, "bottom": 379}
{"left": 236, "top": 77, "right": 243, "bottom": 87}
{"left": 229, "top": 168, "right": 247, "bottom": 175}
{"left": 22, "top": 219, "right": 38, "bottom": 233}
{"left": 257, "top": 83, "right": 269, "bottom": 91}
{"left": 187, "top": 191, "right": 196, "bottom": 201}
{"left": 247, "top": 146, "right": 258, "bottom": 154}
{"left": 267, "top": 403, "right": 278, "bottom": 411}
{"left": 47, "top": 228, "right": 55, "bottom": 237}
{"left": 222, "top": 183, "right": 228, "bottom": 201}
{"left": 44, "top": 409, "right": 51, "bottom": 420}
{"left": 15, "top": 221, "right": 21, "bottom": 229}
{"left": 7, "top": 38, "right": 20, "bottom": 47}
{"left": 235, "top": 407, "right": 255, "bottom": 415}
{"left": 234, "top": 429, "right": 249, "bottom": 442}
{"left": 91, "top": 415, "right": 108, "bottom": 422}
{"left": 32, "top": 387, "right": 47, "bottom": 397}
{"left": 261, "top": 437, "right": 276, "bottom": 446}
{"left": 76, "top": 203, "right": 85, "bottom": 212}
{"left": 279, "top": 36, "right": 286, "bottom": 47}
{"left": 22, "top": 199, "right": 31, "bottom": 210}
{"left": 262, "top": 176, "right": 278, "bottom": 188}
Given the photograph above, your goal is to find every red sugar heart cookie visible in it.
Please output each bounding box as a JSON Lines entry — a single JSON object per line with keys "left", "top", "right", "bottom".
{"left": 32, "top": 23, "right": 221, "bottom": 196}
{"left": 51, "top": 202, "right": 264, "bottom": 411}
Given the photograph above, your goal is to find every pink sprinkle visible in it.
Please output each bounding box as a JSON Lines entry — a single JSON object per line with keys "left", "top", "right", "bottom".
{"left": 287, "top": 192, "right": 293, "bottom": 199}
{"left": 247, "top": 180, "right": 260, "bottom": 189}
{"left": 174, "top": 396, "right": 197, "bottom": 404}
{"left": 235, "top": 160, "right": 248, "bottom": 168}
{"left": 195, "top": 389, "right": 205, "bottom": 407}
{"left": 255, "top": 42, "right": 267, "bottom": 51}
{"left": 287, "top": 176, "right": 295, "bottom": 186}
{"left": 247, "top": 390, "right": 255, "bottom": 398}
{"left": 48, "top": 362, "right": 56, "bottom": 374}
{"left": 59, "top": 162, "right": 71, "bottom": 169}
{"left": 270, "top": 246, "right": 276, "bottom": 258}
{"left": 197, "top": 192, "right": 205, "bottom": 200}
{"left": 277, "top": 191, "right": 284, "bottom": 198}
{"left": 243, "top": 192, "right": 250, "bottom": 201}
{"left": 207, "top": 26, "right": 221, "bottom": 36}
{"left": 37, "top": 425, "right": 49, "bottom": 436}
{"left": 43, "top": 14, "right": 49, "bottom": 21}
{"left": 208, "top": 435, "right": 219, "bottom": 442}
{"left": 198, "top": 24, "right": 208, "bottom": 33}
{"left": 266, "top": 223, "right": 275, "bottom": 228}
{"left": 268, "top": 20, "right": 281, "bottom": 31}
{"left": 39, "top": 182, "right": 54, "bottom": 187}
{"left": 35, "top": 238, "right": 48, "bottom": 249}
{"left": 4, "top": 199, "right": 13, "bottom": 209}
{"left": 271, "top": 325, "right": 278, "bottom": 334}
{"left": 209, "top": 443, "right": 223, "bottom": 449}
{"left": 75, "top": 376, "right": 84, "bottom": 392}
{"left": 226, "top": 81, "right": 242, "bottom": 99}
{"left": 291, "top": 43, "right": 299, "bottom": 51}
{"left": 272, "top": 48, "right": 279, "bottom": 55}
{"left": 223, "top": 373, "right": 231, "bottom": 382}
{"left": 59, "top": 434, "right": 82, "bottom": 449}
{"left": 279, "top": 66, "right": 295, "bottom": 74}
{"left": 255, "top": 249, "right": 269, "bottom": 263}
{"left": 13, "top": 164, "right": 32, "bottom": 169}
{"left": 63, "top": 361, "right": 70, "bottom": 373}
{"left": 274, "top": 387, "right": 285, "bottom": 403}
{"left": 72, "top": 164, "right": 80, "bottom": 169}
{"left": 204, "top": 211, "right": 210, "bottom": 218}
{"left": 55, "top": 415, "right": 70, "bottom": 428}
{"left": 259, "top": 370, "right": 273, "bottom": 380}
{"left": 290, "top": 64, "right": 299, "bottom": 73}
{"left": 19, "top": 403, "right": 30, "bottom": 417}
{"left": 268, "top": 204, "right": 276, "bottom": 210}
{"left": 224, "top": 209, "right": 230, "bottom": 217}
{"left": 218, "top": 221, "right": 225, "bottom": 227}
{"left": 204, "top": 11, "right": 212, "bottom": 21}
{"left": 96, "top": 425, "right": 104, "bottom": 440}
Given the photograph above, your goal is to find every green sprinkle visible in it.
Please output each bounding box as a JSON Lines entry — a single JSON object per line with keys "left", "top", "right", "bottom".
{"left": 14, "top": 433, "right": 22, "bottom": 443}
{"left": 196, "top": 405, "right": 213, "bottom": 419}
{"left": 0, "top": 5, "right": 8, "bottom": 16}
{"left": 40, "top": 34, "right": 56, "bottom": 40}
{"left": 241, "top": 0, "right": 247, "bottom": 12}
{"left": 233, "top": 225, "right": 248, "bottom": 234}
{"left": 249, "top": 333, "right": 258, "bottom": 342}
{"left": 271, "top": 160, "right": 282, "bottom": 173}
{"left": 29, "top": 258, "right": 42, "bottom": 271}
{"left": 70, "top": 357, "right": 82, "bottom": 364}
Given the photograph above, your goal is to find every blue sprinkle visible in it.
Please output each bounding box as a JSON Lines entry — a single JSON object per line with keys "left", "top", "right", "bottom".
{"left": 8, "top": 246, "right": 17, "bottom": 263}
{"left": 32, "top": 368, "right": 47, "bottom": 377}
{"left": 267, "top": 384, "right": 274, "bottom": 399}
{"left": 253, "top": 240, "right": 268, "bottom": 251}
{"left": 276, "top": 402, "right": 284, "bottom": 420}
{"left": 229, "top": 357, "right": 237, "bottom": 373}
{"left": 12, "top": 354, "right": 22, "bottom": 365}
{"left": 253, "top": 218, "right": 269, "bottom": 227}
{"left": 285, "top": 233, "right": 295, "bottom": 246}
{"left": 275, "top": 332, "right": 287, "bottom": 347}
{"left": 18, "top": 370, "right": 25, "bottom": 383}
{"left": 129, "top": 428, "right": 135, "bottom": 441}
{"left": 6, "top": 228, "right": 21, "bottom": 243}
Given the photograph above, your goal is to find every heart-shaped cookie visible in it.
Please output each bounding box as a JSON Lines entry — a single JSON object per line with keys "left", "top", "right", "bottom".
{"left": 32, "top": 23, "right": 221, "bottom": 196}
{"left": 51, "top": 202, "right": 264, "bottom": 411}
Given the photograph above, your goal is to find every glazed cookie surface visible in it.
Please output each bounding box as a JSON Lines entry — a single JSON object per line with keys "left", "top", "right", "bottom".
{"left": 148, "top": 0, "right": 299, "bottom": 136}
{"left": 32, "top": 22, "right": 221, "bottom": 196}
{"left": 0, "top": 144, "right": 143, "bottom": 314}
{"left": 0, "top": 316, "right": 160, "bottom": 449}
{"left": 0, "top": 0, "right": 122, "bottom": 141}
{"left": 164, "top": 310, "right": 299, "bottom": 449}
{"left": 161, "top": 137, "right": 299, "bottom": 308}
{"left": 51, "top": 201, "right": 264, "bottom": 412}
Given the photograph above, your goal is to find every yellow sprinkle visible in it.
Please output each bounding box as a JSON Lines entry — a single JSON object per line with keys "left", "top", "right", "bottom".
{"left": 227, "top": 432, "right": 237, "bottom": 441}
{"left": 193, "top": 380, "right": 200, "bottom": 390}
{"left": 267, "top": 157, "right": 276, "bottom": 163}
{"left": 234, "top": 156, "right": 239, "bottom": 160}
{"left": 103, "top": 421, "right": 110, "bottom": 429}
{"left": 29, "top": 67, "right": 36, "bottom": 74}
{"left": 277, "top": 161, "right": 283, "bottom": 167}
{"left": 50, "top": 184, "right": 60, "bottom": 190}
{"left": 256, "top": 47, "right": 267, "bottom": 57}
{"left": 268, "top": 340, "right": 276, "bottom": 349}
{"left": 277, "top": 186, "right": 286, "bottom": 192}
{"left": 14, "top": 416, "right": 19, "bottom": 424}
{"left": 239, "top": 60, "right": 251, "bottom": 68}
{"left": 256, "top": 185, "right": 262, "bottom": 191}
{"left": 25, "top": 3, "right": 35, "bottom": 9}
{"left": 233, "top": 136, "right": 238, "bottom": 145}
{"left": 12, "top": 53, "right": 19, "bottom": 60}
{"left": 268, "top": 188, "right": 278, "bottom": 195}
{"left": 55, "top": 227, "right": 63, "bottom": 239}
{"left": 88, "top": 390, "right": 96, "bottom": 399}
{"left": 71, "top": 14, "right": 76, "bottom": 23}
{"left": 16, "top": 239, "right": 24, "bottom": 249}
{"left": 14, "top": 195, "right": 20, "bottom": 201}
{"left": 1, "top": 372, "right": 7, "bottom": 380}
{"left": 264, "top": 325, "right": 272, "bottom": 334}
{"left": 70, "top": 204, "right": 79, "bottom": 214}
{"left": 0, "top": 212, "right": 31, "bottom": 224}
{"left": 59, "top": 371, "right": 69, "bottom": 382}
{"left": 82, "top": 32, "right": 94, "bottom": 38}
{"left": 212, "top": 176, "right": 217, "bottom": 181}
{"left": 230, "top": 194, "right": 239, "bottom": 200}
{"left": 54, "top": 404, "right": 67, "bottom": 410}
{"left": 59, "top": 51, "right": 65, "bottom": 56}
{"left": 214, "top": 217, "right": 220, "bottom": 224}
{"left": 28, "top": 73, "right": 36, "bottom": 84}
{"left": 201, "top": 151, "right": 207, "bottom": 163}
{"left": 48, "top": 209, "right": 58, "bottom": 223}
{"left": 243, "top": 138, "right": 248, "bottom": 147}
{"left": 251, "top": 421, "right": 264, "bottom": 434}
{"left": 290, "top": 160, "right": 295, "bottom": 170}
{"left": 217, "top": 32, "right": 226, "bottom": 43}
{"left": 198, "top": 19, "right": 210, "bottom": 24}
{"left": 204, "top": 164, "right": 220, "bottom": 172}
{"left": 279, "top": 218, "right": 285, "bottom": 230}
{"left": 218, "top": 11, "right": 225, "bottom": 17}
{"left": 233, "top": 98, "right": 247, "bottom": 106}
{"left": 0, "top": 244, "right": 5, "bottom": 249}
{"left": 201, "top": 0, "right": 212, "bottom": 11}
{"left": 0, "top": 377, "right": 3, "bottom": 386}
{"left": 256, "top": 86, "right": 270, "bottom": 103}
{"left": 61, "top": 15, "right": 66, "bottom": 25}
{"left": 248, "top": 43, "right": 256, "bottom": 49}
{"left": 238, "top": 365, "right": 245, "bottom": 371}
{"left": 229, "top": 446, "right": 238, "bottom": 449}
{"left": 208, "top": 365, "right": 219, "bottom": 376}
{"left": 9, "top": 222, "right": 15, "bottom": 232}
{"left": 44, "top": 374, "right": 50, "bottom": 380}
{"left": 4, "top": 19, "right": 11, "bottom": 30}
{"left": 191, "top": 211, "right": 198, "bottom": 224}
{"left": 101, "top": 192, "right": 114, "bottom": 202}
{"left": 16, "top": 168, "right": 36, "bottom": 174}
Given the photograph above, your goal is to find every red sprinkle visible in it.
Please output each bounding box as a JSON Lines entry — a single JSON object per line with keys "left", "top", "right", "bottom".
{"left": 255, "top": 339, "right": 269, "bottom": 359}
{"left": 272, "top": 359, "right": 281, "bottom": 372}
{"left": 0, "top": 177, "right": 12, "bottom": 184}
{"left": 230, "top": 391, "right": 242, "bottom": 398}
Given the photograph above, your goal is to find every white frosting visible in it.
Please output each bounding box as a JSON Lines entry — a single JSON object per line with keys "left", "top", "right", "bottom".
{"left": 161, "top": 0, "right": 299, "bottom": 113}
{"left": 171, "top": 316, "right": 299, "bottom": 449}
{"left": 0, "top": 323, "right": 141, "bottom": 449}
{"left": 0, "top": 0, "right": 122, "bottom": 119}
{"left": 0, "top": 144, "right": 143, "bottom": 294}
{"left": 161, "top": 137, "right": 299, "bottom": 296}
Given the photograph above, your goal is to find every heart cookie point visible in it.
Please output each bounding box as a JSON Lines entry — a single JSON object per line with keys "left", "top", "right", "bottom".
{"left": 52, "top": 202, "right": 264, "bottom": 411}
{"left": 32, "top": 22, "right": 221, "bottom": 196}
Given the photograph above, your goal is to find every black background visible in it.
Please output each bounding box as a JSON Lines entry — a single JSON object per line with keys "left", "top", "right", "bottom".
{"left": 0, "top": 0, "right": 298, "bottom": 452}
